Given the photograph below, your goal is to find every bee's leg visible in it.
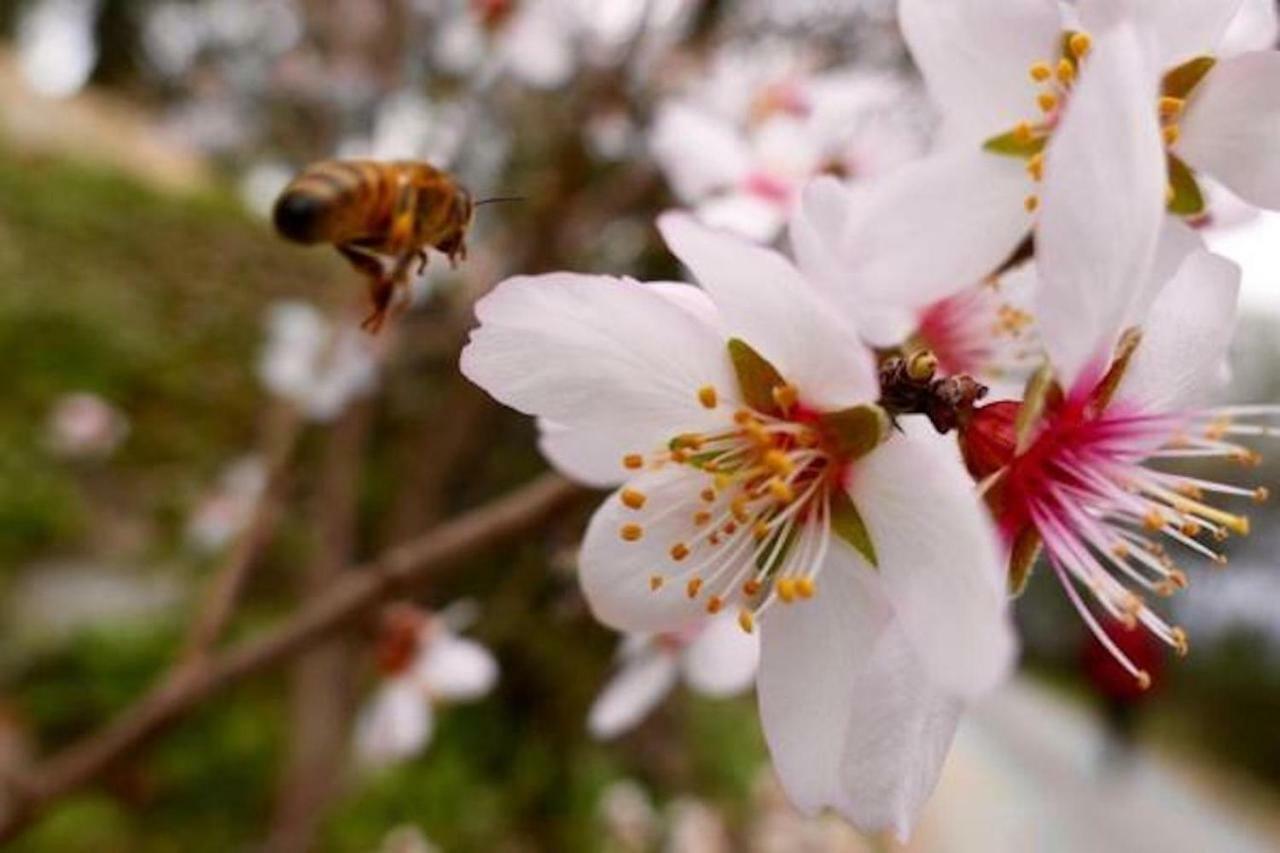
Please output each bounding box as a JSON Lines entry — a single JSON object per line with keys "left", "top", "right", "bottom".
{"left": 436, "top": 233, "right": 467, "bottom": 269}
{"left": 338, "top": 245, "right": 393, "bottom": 333}
{"left": 413, "top": 250, "right": 429, "bottom": 275}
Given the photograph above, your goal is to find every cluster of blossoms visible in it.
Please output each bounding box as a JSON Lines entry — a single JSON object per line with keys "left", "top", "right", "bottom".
{"left": 460, "top": 0, "right": 1280, "bottom": 839}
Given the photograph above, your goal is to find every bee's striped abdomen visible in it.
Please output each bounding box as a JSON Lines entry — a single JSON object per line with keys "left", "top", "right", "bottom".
{"left": 272, "top": 160, "right": 394, "bottom": 245}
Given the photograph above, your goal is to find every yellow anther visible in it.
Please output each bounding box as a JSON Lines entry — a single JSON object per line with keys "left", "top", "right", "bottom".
{"left": 768, "top": 478, "right": 795, "bottom": 504}
{"left": 1254, "top": 487, "right": 1270, "bottom": 504}
{"left": 1180, "top": 520, "right": 1201, "bottom": 537}
{"left": 738, "top": 609, "right": 755, "bottom": 634}
{"left": 671, "top": 448, "right": 689, "bottom": 463}
{"left": 1162, "top": 124, "right": 1181, "bottom": 146}
{"left": 1170, "top": 569, "right": 1189, "bottom": 589}
{"left": 670, "top": 542, "right": 690, "bottom": 561}
{"left": 1171, "top": 627, "right": 1190, "bottom": 657}
{"left": 906, "top": 349, "right": 938, "bottom": 381}
{"left": 697, "top": 385, "right": 718, "bottom": 409}
{"left": 745, "top": 422, "right": 771, "bottom": 447}
{"left": 796, "top": 428, "right": 820, "bottom": 448}
{"left": 730, "top": 497, "right": 751, "bottom": 523}
{"left": 753, "top": 521, "right": 771, "bottom": 541}
{"left": 771, "top": 383, "right": 798, "bottom": 412}
{"left": 1111, "top": 542, "right": 1130, "bottom": 560}
{"left": 709, "top": 532, "right": 722, "bottom": 546}
{"left": 1136, "top": 670, "right": 1152, "bottom": 691}
{"left": 1037, "top": 92, "right": 1058, "bottom": 113}
{"left": 686, "top": 577, "right": 703, "bottom": 598}
{"left": 700, "top": 487, "right": 716, "bottom": 503}
{"left": 1143, "top": 510, "right": 1165, "bottom": 532}
{"left": 1159, "top": 96, "right": 1185, "bottom": 119}
{"left": 1029, "top": 61, "right": 1053, "bottom": 82}
{"left": 795, "top": 577, "right": 816, "bottom": 599}
{"left": 1213, "top": 552, "right": 1229, "bottom": 566}
{"left": 733, "top": 409, "right": 755, "bottom": 426}
{"left": 1233, "top": 449, "right": 1262, "bottom": 466}
{"left": 764, "top": 449, "right": 794, "bottom": 476}
{"left": 742, "top": 579, "right": 762, "bottom": 596}
{"left": 693, "top": 510, "right": 712, "bottom": 526}
{"left": 1026, "top": 153, "right": 1045, "bottom": 182}
{"left": 1069, "top": 32, "right": 1092, "bottom": 59}
{"left": 621, "top": 489, "right": 647, "bottom": 510}
{"left": 777, "top": 578, "right": 797, "bottom": 603}
{"left": 706, "top": 595, "right": 723, "bottom": 614}
{"left": 714, "top": 473, "right": 733, "bottom": 491}
{"left": 1013, "top": 121, "right": 1034, "bottom": 144}
{"left": 620, "top": 523, "right": 643, "bottom": 542}
{"left": 1056, "top": 58, "right": 1075, "bottom": 84}
{"left": 649, "top": 574, "right": 665, "bottom": 591}
{"left": 623, "top": 453, "right": 644, "bottom": 470}
{"left": 722, "top": 521, "right": 737, "bottom": 535}
{"left": 1024, "top": 194, "right": 1040, "bottom": 213}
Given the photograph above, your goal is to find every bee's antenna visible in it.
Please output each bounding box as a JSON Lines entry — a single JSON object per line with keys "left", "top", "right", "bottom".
{"left": 474, "top": 195, "right": 526, "bottom": 207}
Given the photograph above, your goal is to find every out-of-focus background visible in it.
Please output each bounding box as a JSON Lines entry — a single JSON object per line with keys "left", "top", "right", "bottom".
{"left": 0, "top": 1, "right": 1278, "bottom": 850}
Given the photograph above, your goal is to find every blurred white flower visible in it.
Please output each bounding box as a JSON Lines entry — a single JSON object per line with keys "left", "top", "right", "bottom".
{"left": 651, "top": 62, "right": 924, "bottom": 242}
{"left": 45, "top": 392, "right": 129, "bottom": 459}
{"left": 238, "top": 161, "right": 294, "bottom": 219}
{"left": 598, "top": 779, "right": 659, "bottom": 852}
{"left": 258, "top": 301, "right": 379, "bottom": 421}
{"left": 588, "top": 613, "right": 759, "bottom": 739}
{"left": 378, "top": 825, "right": 441, "bottom": 853}
{"left": 186, "top": 455, "right": 267, "bottom": 553}
{"left": 17, "top": 0, "right": 101, "bottom": 98}
{"left": 664, "top": 797, "right": 730, "bottom": 853}
{"left": 354, "top": 604, "right": 499, "bottom": 769}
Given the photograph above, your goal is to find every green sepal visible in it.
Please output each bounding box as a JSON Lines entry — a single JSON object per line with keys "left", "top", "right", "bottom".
{"left": 1162, "top": 55, "right": 1217, "bottom": 99}
{"left": 830, "top": 490, "right": 878, "bottom": 568}
{"left": 1167, "top": 154, "right": 1206, "bottom": 216}
{"left": 1008, "top": 526, "right": 1043, "bottom": 596}
{"left": 817, "top": 405, "right": 890, "bottom": 461}
{"left": 1014, "top": 364, "right": 1056, "bottom": 453}
{"left": 728, "top": 338, "right": 785, "bottom": 416}
{"left": 982, "top": 130, "right": 1046, "bottom": 160}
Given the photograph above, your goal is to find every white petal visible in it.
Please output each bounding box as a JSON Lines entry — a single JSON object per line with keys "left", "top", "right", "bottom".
{"left": 1081, "top": 0, "right": 1245, "bottom": 67}
{"left": 537, "top": 419, "right": 630, "bottom": 489}
{"left": 500, "top": 2, "right": 576, "bottom": 88}
{"left": 788, "top": 176, "right": 849, "bottom": 291}
{"left": 354, "top": 680, "right": 433, "bottom": 768}
{"left": 848, "top": 428, "right": 1015, "bottom": 698}
{"left": 838, "top": 149, "right": 1031, "bottom": 312}
{"left": 1036, "top": 19, "right": 1165, "bottom": 389}
{"left": 835, "top": 621, "right": 965, "bottom": 842}
{"left": 1220, "top": 0, "right": 1280, "bottom": 57}
{"left": 1178, "top": 51, "right": 1280, "bottom": 212}
{"left": 461, "top": 273, "right": 737, "bottom": 459}
{"left": 695, "top": 193, "right": 786, "bottom": 244}
{"left": 680, "top": 613, "right": 760, "bottom": 697}
{"left": 899, "top": 0, "right": 1063, "bottom": 146}
{"left": 587, "top": 648, "right": 680, "bottom": 739}
{"left": 1118, "top": 250, "right": 1241, "bottom": 412}
{"left": 579, "top": 465, "right": 730, "bottom": 633}
{"left": 648, "top": 281, "right": 724, "bottom": 332}
{"left": 756, "top": 540, "right": 893, "bottom": 818}
{"left": 416, "top": 633, "right": 499, "bottom": 702}
{"left": 658, "top": 213, "right": 877, "bottom": 410}
{"left": 650, "top": 102, "right": 752, "bottom": 202}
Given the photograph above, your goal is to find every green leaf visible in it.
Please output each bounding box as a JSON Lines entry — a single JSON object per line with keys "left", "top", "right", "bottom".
{"left": 982, "top": 129, "right": 1046, "bottom": 160}
{"left": 1008, "top": 526, "right": 1042, "bottom": 596}
{"left": 727, "top": 338, "right": 785, "bottom": 416}
{"left": 1167, "top": 154, "right": 1206, "bottom": 216}
{"left": 830, "top": 490, "right": 877, "bottom": 568}
{"left": 1162, "top": 55, "right": 1216, "bottom": 99}
{"left": 817, "top": 405, "right": 889, "bottom": 460}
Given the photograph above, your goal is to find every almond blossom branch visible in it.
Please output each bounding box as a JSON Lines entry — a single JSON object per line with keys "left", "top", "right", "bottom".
{"left": 0, "top": 472, "right": 585, "bottom": 843}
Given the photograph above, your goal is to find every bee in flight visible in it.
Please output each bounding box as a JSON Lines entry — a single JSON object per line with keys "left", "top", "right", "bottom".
{"left": 272, "top": 160, "right": 473, "bottom": 332}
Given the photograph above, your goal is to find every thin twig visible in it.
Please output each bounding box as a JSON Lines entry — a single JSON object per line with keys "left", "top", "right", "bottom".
{"left": 0, "top": 473, "right": 584, "bottom": 843}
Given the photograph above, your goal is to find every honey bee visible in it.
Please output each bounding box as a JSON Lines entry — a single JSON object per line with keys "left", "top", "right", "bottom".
{"left": 273, "top": 160, "right": 473, "bottom": 332}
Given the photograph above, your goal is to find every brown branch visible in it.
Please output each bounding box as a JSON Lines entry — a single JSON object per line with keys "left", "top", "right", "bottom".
{"left": 0, "top": 473, "right": 584, "bottom": 843}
